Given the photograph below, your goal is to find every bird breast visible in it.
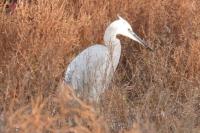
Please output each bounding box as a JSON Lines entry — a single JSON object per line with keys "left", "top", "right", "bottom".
{"left": 65, "top": 44, "right": 121, "bottom": 101}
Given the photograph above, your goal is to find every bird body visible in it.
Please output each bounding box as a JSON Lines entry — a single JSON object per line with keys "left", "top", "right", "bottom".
{"left": 65, "top": 43, "right": 121, "bottom": 102}
{"left": 65, "top": 16, "right": 151, "bottom": 102}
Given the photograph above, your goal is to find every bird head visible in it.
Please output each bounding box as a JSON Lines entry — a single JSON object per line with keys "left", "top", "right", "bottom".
{"left": 114, "top": 15, "right": 152, "bottom": 50}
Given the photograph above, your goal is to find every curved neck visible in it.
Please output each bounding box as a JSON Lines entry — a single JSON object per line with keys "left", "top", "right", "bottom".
{"left": 103, "top": 23, "right": 121, "bottom": 70}
{"left": 104, "top": 24, "right": 120, "bottom": 46}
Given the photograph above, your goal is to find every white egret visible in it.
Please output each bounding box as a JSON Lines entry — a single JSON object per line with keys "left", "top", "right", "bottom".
{"left": 64, "top": 16, "right": 152, "bottom": 102}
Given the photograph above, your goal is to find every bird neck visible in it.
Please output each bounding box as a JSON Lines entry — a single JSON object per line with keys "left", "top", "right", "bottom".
{"left": 103, "top": 26, "right": 121, "bottom": 71}
{"left": 104, "top": 24, "right": 120, "bottom": 46}
{"left": 110, "top": 43, "right": 121, "bottom": 69}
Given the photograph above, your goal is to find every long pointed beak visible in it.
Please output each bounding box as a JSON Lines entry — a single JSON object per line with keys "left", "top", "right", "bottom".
{"left": 130, "top": 31, "right": 153, "bottom": 51}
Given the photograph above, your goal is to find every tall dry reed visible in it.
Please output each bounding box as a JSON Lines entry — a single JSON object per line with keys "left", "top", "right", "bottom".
{"left": 0, "top": 0, "right": 200, "bottom": 132}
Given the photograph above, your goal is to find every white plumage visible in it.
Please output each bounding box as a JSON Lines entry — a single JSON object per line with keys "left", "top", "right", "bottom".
{"left": 65, "top": 15, "right": 151, "bottom": 102}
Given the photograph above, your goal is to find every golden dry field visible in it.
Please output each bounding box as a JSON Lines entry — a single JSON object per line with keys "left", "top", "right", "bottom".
{"left": 0, "top": 0, "right": 200, "bottom": 132}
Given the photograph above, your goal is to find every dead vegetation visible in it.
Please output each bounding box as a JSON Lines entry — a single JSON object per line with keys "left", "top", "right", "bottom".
{"left": 0, "top": 0, "right": 200, "bottom": 132}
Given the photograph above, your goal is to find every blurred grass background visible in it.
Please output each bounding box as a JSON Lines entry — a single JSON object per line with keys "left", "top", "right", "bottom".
{"left": 0, "top": 0, "right": 200, "bottom": 132}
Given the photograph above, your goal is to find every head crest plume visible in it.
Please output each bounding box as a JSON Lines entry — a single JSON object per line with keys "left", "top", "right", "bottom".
{"left": 117, "top": 14, "right": 124, "bottom": 20}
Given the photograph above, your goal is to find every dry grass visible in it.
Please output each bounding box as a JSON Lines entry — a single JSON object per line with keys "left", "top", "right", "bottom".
{"left": 0, "top": 0, "right": 200, "bottom": 132}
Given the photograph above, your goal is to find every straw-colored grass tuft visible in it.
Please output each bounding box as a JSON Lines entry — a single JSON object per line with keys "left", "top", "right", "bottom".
{"left": 1, "top": 0, "right": 200, "bottom": 132}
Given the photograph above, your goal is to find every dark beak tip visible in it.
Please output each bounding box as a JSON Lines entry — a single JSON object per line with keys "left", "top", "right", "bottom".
{"left": 147, "top": 47, "right": 154, "bottom": 52}
{"left": 143, "top": 42, "right": 153, "bottom": 52}
{"left": 143, "top": 43, "right": 153, "bottom": 51}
